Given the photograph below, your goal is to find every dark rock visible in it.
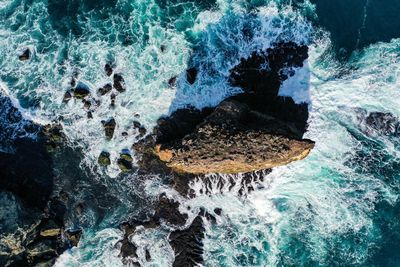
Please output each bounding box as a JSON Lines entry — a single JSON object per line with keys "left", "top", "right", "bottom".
{"left": 62, "top": 91, "right": 72, "bottom": 103}
{"left": 87, "top": 111, "right": 93, "bottom": 119}
{"left": 186, "top": 67, "right": 197, "bottom": 85}
{"left": 98, "top": 151, "right": 111, "bottom": 166}
{"left": 19, "top": 48, "right": 31, "bottom": 61}
{"left": 83, "top": 100, "right": 91, "bottom": 109}
{"left": 145, "top": 249, "right": 151, "bottom": 261}
{"left": 122, "top": 131, "right": 128, "bottom": 137}
{"left": 103, "top": 118, "right": 116, "bottom": 140}
{"left": 214, "top": 208, "right": 222, "bottom": 216}
{"left": 113, "top": 74, "right": 126, "bottom": 93}
{"left": 169, "top": 216, "right": 205, "bottom": 267}
{"left": 160, "top": 45, "right": 166, "bottom": 52}
{"left": 155, "top": 107, "right": 212, "bottom": 143}
{"left": 110, "top": 93, "right": 116, "bottom": 108}
{"left": 153, "top": 194, "right": 188, "bottom": 226}
{"left": 105, "top": 63, "right": 113, "bottom": 76}
{"left": 168, "top": 76, "right": 177, "bottom": 87}
{"left": 98, "top": 83, "right": 112, "bottom": 95}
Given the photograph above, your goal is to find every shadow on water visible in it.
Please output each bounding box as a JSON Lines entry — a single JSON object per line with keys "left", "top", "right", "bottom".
{"left": 308, "top": 0, "right": 400, "bottom": 58}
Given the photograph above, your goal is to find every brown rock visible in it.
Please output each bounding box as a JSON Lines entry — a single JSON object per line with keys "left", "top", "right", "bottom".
{"left": 19, "top": 48, "right": 31, "bottom": 61}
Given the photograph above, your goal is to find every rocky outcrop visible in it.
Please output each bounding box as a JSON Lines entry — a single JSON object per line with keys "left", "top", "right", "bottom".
{"left": 154, "top": 100, "right": 314, "bottom": 174}
{"left": 145, "top": 41, "right": 314, "bottom": 174}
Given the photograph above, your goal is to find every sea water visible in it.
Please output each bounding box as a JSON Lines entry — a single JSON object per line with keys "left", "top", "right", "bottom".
{"left": 1, "top": 0, "right": 399, "bottom": 266}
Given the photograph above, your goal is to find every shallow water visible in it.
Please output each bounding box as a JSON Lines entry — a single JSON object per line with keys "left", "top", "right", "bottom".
{"left": 1, "top": 0, "right": 400, "bottom": 266}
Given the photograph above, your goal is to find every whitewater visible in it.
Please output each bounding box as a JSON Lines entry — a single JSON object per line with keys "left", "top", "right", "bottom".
{"left": 1, "top": 0, "right": 399, "bottom": 266}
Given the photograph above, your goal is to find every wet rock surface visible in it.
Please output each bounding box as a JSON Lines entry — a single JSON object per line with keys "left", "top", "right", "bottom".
{"left": 169, "top": 216, "right": 205, "bottom": 267}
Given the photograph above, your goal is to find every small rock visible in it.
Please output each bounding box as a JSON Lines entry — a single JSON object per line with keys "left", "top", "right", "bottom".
{"left": 103, "top": 118, "right": 116, "bottom": 140}
{"left": 186, "top": 67, "right": 197, "bottom": 85}
{"left": 105, "top": 63, "right": 113, "bottom": 76}
{"left": 110, "top": 93, "right": 116, "bottom": 108}
{"left": 62, "top": 91, "right": 72, "bottom": 103}
{"left": 214, "top": 208, "right": 222, "bottom": 216}
{"left": 83, "top": 100, "right": 91, "bottom": 109}
{"left": 113, "top": 74, "right": 126, "bottom": 93}
{"left": 160, "top": 45, "right": 166, "bottom": 52}
{"left": 145, "top": 249, "right": 151, "bottom": 261}
{"left": 19, "top": 48, "right": 31, "bottom": 61}
{"left": 98, "top": 151, "right": 111, "bottom": 166}
{"left": 117, "top": 158, "right": 133, "bottom": 172}
{"left": 98, "top": 83, "right": 112, "bottom": 95}
{"left": 122, "top": 131, "right": 129, "bottom": 137}
{"left": 73, "top": 83, "right": 90, "bottom": 99}
{"left": 70, "top": 77, "right": 76, "bottom": 87}
{"left": 168, "top": 76, "right": 177, "bottom": 87}
{"left": 87, "top": 111, "right": 93, "bottom": 119}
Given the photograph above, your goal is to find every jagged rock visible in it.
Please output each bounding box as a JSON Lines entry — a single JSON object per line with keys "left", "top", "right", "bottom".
{"left": 145, "top": 249, "right": 151, "bottom": 262}
{"left": 168, "top": 76, "right": 177, "bottom": 87}
{"left": 186, "top": 67, "right": 197, "bottom": 85}
{"left": 169, "top": 216, "right": 205, "bottom": 267}
{"left": 98, "top": 151, "right": 111, "bottom": 166}
{"left": 73, "top": 83, "right": 90, "bottom": 99}
{"left": 98, "top": 83, "right": 112, "bottom": 96}
{"left": 19, "top": 48, "right": 31, "bottom": 61}
{"left": 105, "top": 63, "right": 113, "bottom": 76}
{"left": 154, "top": 194, "right": 188, "bottom": 226}
{"left": 113, "top": 74, "right": 126, "bottom": 93}
{"left": 364, "top": 111, "right": 399, "bottom": 136}
{"left": 103, "top": 118, "right": 116, "bottom": 140}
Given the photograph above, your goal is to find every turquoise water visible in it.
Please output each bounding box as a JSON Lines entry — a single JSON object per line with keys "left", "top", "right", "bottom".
{"left": 1, "top": 0, "right": 400, "bottom": 266}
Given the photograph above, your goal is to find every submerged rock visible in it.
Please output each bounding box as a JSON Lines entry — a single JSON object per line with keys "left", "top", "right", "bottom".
{"left": 103, "top": 118, "right": 116, "bottom": 140}
{"left": 19, "top": 48, "right": 31, "bottom": 61}
{"left": 113, "top": 74, "right": 126, "bottom": 93}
